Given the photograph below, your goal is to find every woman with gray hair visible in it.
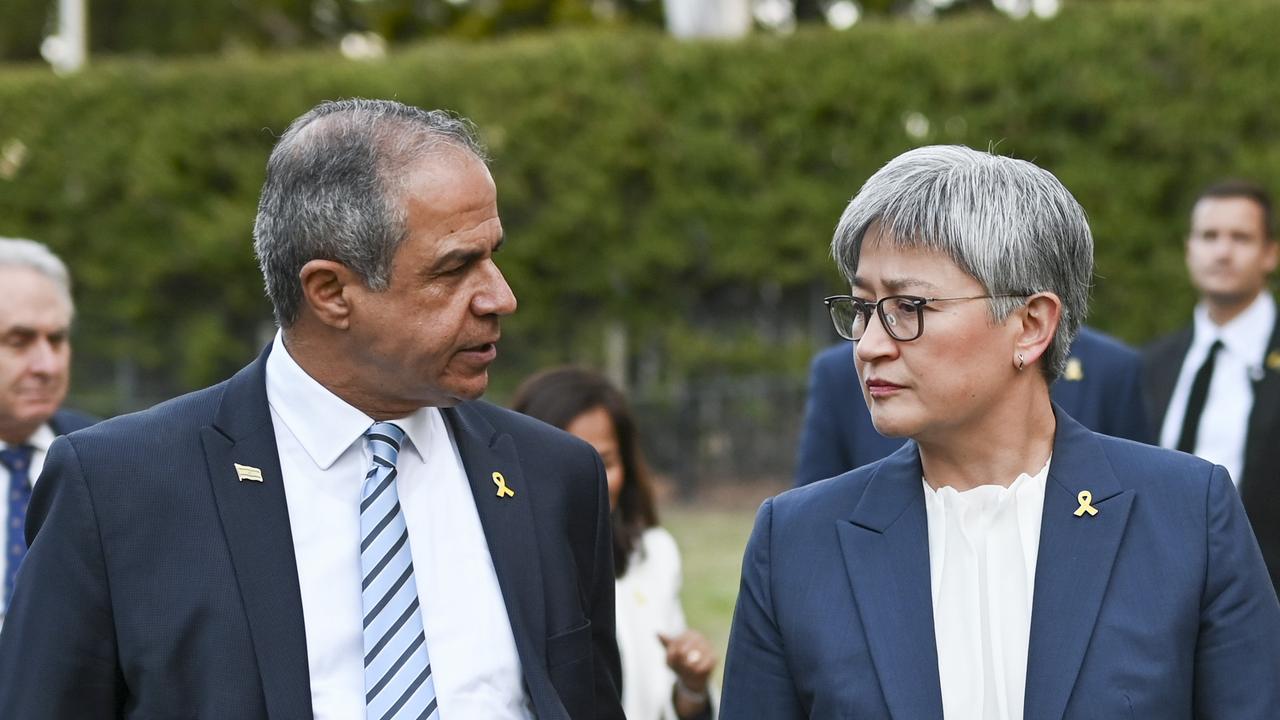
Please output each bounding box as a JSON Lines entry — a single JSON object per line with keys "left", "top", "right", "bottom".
{"left": 720, "top": 145, "right": 1280, "bottom": 719}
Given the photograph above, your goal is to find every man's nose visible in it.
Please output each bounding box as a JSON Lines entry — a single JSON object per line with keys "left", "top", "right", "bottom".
{"left": 28, "top": 338, "right": 63, "bottom": 375}
{"left": 473, "top": 261, "right": 517, "bottom": 317}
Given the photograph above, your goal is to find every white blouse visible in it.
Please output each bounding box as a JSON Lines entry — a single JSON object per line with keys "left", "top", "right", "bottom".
{"left": 923, "top": 458, "right": 1050, "bottom": 720}
{"left": 615, "top": 526, "right": 705, "bottom": 720}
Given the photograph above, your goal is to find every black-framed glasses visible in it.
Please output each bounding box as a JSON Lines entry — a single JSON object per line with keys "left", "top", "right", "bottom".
{"left": 822, "top": 294, "right": 1029, "bottom": 342}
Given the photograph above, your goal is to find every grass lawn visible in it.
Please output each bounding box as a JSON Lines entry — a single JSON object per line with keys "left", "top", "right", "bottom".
{"left": 661, "top": 502, "right": 765, "bottom": 681}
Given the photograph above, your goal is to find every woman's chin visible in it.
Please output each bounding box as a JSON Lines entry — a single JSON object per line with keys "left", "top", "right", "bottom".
{"left": 868, "top": 413, "right": 916, "bottom": 439}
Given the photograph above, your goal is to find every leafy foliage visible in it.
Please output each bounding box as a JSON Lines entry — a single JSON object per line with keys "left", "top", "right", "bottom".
{"left": 0, "top": 0, "right": 1276, "bottom": 416}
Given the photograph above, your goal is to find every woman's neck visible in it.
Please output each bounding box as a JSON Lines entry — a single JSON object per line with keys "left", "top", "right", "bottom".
{"left": 917, "top": 390, "right": 1056, "bottom": 492}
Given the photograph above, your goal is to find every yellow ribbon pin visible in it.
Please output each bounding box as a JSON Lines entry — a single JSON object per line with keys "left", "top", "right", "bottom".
{"left": 493, "top": 471, "right": 515, "bottom": 498}
{"left": 1063, "top": 357, "right": 1084, "bottom": 381}
{"left": 1074, "top": 490, "right": 1098, "bottom": 517}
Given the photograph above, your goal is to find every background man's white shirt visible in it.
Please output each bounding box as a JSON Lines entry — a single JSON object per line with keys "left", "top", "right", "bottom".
{"left": 1159, "top": 292, "right": 1275, "bottom": 484}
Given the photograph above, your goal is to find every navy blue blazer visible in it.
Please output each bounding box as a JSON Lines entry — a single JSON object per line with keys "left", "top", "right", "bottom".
{"left": 0, "top": 348, "right": 623, "bottom": 720}
{"left": 723, "top": 409, "right": 1280, "bottom": 719}
{"left": 795, "top": 326, "right": 1151, "bottom": 486}
{"left": 49, "top": 407, "right": 96, "bottom": 436}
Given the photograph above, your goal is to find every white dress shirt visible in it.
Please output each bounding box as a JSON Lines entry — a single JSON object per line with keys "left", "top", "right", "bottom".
{"left": 1158, "top": 292, "right": 1275, "bottom": 485}
{"left": 924, "top": 458, "right": 1049, "bottom": 720}
{"left": 0, "top": 423, "right": 55, "bottom": 621}
{"left": 265, "top": 333, "right": 533, "bottom": 720}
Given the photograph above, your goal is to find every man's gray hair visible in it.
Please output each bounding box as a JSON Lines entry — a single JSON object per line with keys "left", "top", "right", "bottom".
{"left": 831, "top": 145, "right": 1093, "bottom": 381}
{"left": 253, "top": 98, "right": 488, "bottom": 327}
{"left": 0, "top": 237, "right": 74, "bottom": 311}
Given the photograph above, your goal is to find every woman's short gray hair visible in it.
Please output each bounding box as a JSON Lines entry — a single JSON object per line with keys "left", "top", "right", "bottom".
{"left": 253, "top": 99, "right": 487, "bottom": 327}
{"left": 831, "top": 145, "right": 1093, "bottom": 381}
{"left": 0, "top": 237, "right": 74, "bottom": 311}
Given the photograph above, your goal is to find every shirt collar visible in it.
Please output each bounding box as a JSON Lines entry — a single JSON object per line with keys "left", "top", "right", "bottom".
{"left": 923, "top": 455, "right": 1052, "bottom": 500}
{"left": 265, "top": 332, "right": 442, "bottom": 470}
{"left": 0, "top": 423, "right": 55, "bottom": 453}
{"left": 1193, "top": 291, "right": 1276, "bottom": 364}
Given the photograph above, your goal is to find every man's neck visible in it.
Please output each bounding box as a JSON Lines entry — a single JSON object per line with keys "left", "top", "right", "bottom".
{"left": 1205, "top": 290, "right": 1265, "bottom": 327}
{"left": 0, "top": 423, "right": 38, "bottom": 446}
{"left": 280, "top": 328, "right": 424, "bottom": 421}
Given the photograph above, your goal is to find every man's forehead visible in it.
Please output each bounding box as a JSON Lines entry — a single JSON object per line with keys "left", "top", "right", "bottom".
{"left": 1193, "top": 196, "right": 1265, "bottom": 222}
{"left": 0, "top": 269, "right": 73, "bottom": 325}
{"left": 0, "top": 317, "right": 72, "bottom": 334}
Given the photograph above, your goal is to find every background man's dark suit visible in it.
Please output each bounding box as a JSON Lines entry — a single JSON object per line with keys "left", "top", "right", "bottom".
{"left": 795, "top": 325, "right": 1151, "bottom": 485}
{"left": 0, "top": 349, "right": 622, "bottom": 719}
{"left": 1144, "top": 319, "right": 1280, "bottom": 590}
{"left": 48, "top": 408, "right": 95, "bottom": 437}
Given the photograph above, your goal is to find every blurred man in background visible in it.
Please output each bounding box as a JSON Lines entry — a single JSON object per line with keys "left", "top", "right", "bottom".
{"left": 1144, "top": 179, "right": 1280, "bottom": 590}
{"left": 795, "top": 324, "right": 1150, "bottom": 487}
{"left": 0, "top": 237, "right": 95, "bottom": 623}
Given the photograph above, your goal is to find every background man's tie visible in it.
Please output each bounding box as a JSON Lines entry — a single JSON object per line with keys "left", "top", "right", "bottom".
{"left": 1, "top": 445, "right": 35, "bottom": 608}
{"left": 361, "top": 422, "right": 438, "bottom": 720}
{"left": 1176, "top": 339, "right": 1224, "bottom": 454}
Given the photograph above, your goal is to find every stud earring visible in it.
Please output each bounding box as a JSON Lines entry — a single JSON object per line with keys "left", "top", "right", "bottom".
{"left": 1017, "top": 353, "right": 1026, "bottom": 371}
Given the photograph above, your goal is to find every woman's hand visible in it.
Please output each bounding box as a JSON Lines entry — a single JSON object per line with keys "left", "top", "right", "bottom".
{"left": 660, "top": 630, "right": 717, "bottom": 718}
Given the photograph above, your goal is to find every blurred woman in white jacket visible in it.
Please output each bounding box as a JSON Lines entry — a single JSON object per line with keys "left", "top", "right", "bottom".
{"left": 513, "top": 368, "right": 717, "bottom": 720}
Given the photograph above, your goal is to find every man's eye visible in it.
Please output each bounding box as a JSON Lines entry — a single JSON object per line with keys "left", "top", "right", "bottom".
{"left": 894, "top": 299, "right": 921, "bottom": 315}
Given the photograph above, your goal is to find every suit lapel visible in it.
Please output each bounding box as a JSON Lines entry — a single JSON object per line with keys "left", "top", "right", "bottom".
{"left": 1145, "top": 327, "right": 1192, "bottom": 428}
{"left": 201, "top": 348, "right": 313, "bottom": 719}
{"left": 1243, "top": 315, "right": 1280, "bottom": 495}
{"left": 1023, "top": 408, "right": 1133, "bottom": 720}
{"left": 837, "top": 443, "right": 944, "bottom": 719}
{"left": 442, "top": 404, "right": 557, "bottom": 717}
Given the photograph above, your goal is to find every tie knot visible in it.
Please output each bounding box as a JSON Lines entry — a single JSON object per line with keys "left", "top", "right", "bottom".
{"left": 0, "top": 445, "right": 34, "bottom": 473}
{"left": 365, "top": 422, "right": 406, "bottom": 465}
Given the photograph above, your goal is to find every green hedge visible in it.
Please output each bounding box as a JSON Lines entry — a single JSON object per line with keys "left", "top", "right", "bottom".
{"left": 1, "top": 0, "right": 1277, "bottom": 414}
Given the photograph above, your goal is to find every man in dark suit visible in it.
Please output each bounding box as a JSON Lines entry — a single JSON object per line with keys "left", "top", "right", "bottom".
{"left": 0, "top": 237, "right": 95, "bottom": 625}
{"left": 0, "top": 100, "right": 623, "bottom": 719}
{"left": 795, "top": 325, "right": 1150, "bottom": 485}
{"left": 1143, "top": 179, "right": 1280, "bottom": 590}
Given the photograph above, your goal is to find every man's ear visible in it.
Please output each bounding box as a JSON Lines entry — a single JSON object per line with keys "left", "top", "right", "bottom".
{"left": 1263, "top": 238, "right": 1279, "bottom": 275}
{"left": 1013, "top": 292, "right": 1063, "bottom": 370}
{"left": 298, "top": 259, "right": 359, "bottom": 330}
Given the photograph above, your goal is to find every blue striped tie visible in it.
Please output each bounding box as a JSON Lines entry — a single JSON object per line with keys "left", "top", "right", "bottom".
{"left": 361, "top": 422, "right": 438, "bottom": 720}
{"left": 2, "top": 445, "right": 35, "bottom": 609}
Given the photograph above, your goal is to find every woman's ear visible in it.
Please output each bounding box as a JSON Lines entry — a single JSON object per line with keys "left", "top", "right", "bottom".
{"left": 1012, "top": 292, "right": 1062, "bottom": 371}
{"left": 298, "top": 259, "right": 358, "bottom": 330}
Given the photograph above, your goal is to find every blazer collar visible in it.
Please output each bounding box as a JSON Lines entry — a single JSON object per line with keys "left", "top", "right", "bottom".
{"left": 202, "top": 345, "right": 314, "bottom": 719}
{"left": 838, "top": 441, "right": 944, "bottom": 719}
{"left": 839, "top": 407, "right": 1133, "bottom": 720}
{"left": 1145, "top": 327, "right": 1193, "bottom": 429}
{"left": 1244, "top": 315, "right": 1280, "bottom": 489}
{"left": 441, "top": 403, "right": 562, "bottom": 720}
{"left": 1024, "top": 406, "right": 1133, "bottom": 719}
